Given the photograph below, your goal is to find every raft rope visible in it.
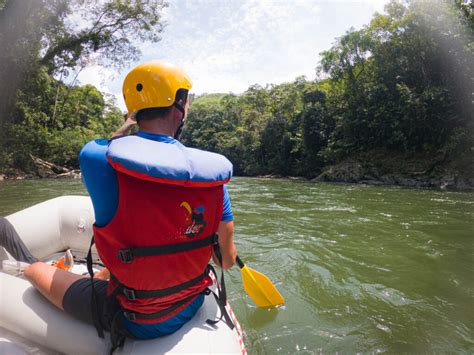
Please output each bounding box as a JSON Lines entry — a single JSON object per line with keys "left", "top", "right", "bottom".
{"left": 208, "top": 267, "right": 247, "bottom": 355}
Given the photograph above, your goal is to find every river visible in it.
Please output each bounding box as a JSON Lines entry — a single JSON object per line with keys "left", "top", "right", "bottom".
{"left": 0, "top": 177, "right": 473, "bottom": 353}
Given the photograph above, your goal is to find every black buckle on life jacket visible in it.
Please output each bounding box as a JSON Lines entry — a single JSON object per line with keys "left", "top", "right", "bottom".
{"left": 211, "top": 233, "right": 219, "bottom": 245}
{"left": 122, "top": 287, "right": 136, "bottom": 301}
{"left": 118, "top": 249, "right": 133, "bottom": 263}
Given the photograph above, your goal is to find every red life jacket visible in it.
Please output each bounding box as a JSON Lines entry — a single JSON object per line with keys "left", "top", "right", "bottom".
{"left": 93, "top": 136, "right": 232, "bottom": 324}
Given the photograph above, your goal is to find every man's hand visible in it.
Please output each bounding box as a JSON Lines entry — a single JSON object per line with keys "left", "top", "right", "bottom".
{"left": 94, "top": 268, "right": 110, "bottom": 280}
{"left": 111, "top": 113, "right": 137, "bottom": 138}
{"left": 123, "top": 113, "right": 137, "bottom": 127}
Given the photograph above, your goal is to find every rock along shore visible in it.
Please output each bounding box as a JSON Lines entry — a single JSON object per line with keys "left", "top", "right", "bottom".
{"left": 313, "top": 155, "right": 474, "bottom": 191}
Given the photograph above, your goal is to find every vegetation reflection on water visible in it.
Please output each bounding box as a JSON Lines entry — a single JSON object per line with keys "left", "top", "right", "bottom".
{"left": 1, "top": 177, "right": 473, "bottom": 353}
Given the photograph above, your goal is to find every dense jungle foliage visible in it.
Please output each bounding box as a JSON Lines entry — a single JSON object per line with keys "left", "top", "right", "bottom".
{"left": 182, "top": 0, "right": 473, "bottom": 178}
{"left": 0, "top": 0, "right": 165, "bottom": 173}
{"left": 0, "top": 0, "right": 472, "bottom": 181}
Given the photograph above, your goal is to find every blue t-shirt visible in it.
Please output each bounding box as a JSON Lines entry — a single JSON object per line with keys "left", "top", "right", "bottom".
{"left": 79, "top": 132, "right": 233, "bottom": 338}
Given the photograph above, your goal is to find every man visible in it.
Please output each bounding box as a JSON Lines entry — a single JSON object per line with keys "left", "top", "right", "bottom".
{"left": 24, "top": 61, "right": 237, "bottom": 343}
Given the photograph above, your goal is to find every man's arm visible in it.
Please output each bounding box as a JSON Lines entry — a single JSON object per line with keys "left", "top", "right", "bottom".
{"left": 213, "top": 220, "right": 237, "bottom": 270}
{"left": 212, "top": 185, "right": 237, "bottom": 269}
{"left": 79, "top": 140, "right": 118, "bottom": 227}
{"left": 111, "top": 114, "right": 137, "bottom": 138}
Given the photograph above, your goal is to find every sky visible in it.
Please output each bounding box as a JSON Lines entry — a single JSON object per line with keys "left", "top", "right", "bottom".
{"left": 75, "top": 0, "right": 391, "bottom": 111}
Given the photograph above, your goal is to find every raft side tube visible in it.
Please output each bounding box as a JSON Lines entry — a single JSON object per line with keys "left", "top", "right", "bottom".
{"left": 5, "top": 196, "right": 96, "bottom": 260}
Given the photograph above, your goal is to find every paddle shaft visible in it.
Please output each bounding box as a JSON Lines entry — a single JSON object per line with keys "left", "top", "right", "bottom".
{"left": 236, "top": 255, "right": 245, "bottom": 269}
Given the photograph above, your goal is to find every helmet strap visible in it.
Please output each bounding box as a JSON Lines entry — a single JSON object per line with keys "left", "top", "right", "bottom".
{"left": 173, "top": 102, "right": 185, "bottom": 140}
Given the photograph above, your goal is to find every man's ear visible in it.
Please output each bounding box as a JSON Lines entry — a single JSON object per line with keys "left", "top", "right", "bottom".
{"left": 177, "top": 98, "right": 185, "bottom": 108}
{"left": 172, "top": 106, "right": 182, "bottom": 123}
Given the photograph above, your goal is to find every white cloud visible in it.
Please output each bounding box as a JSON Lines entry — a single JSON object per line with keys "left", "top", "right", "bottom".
{"left": 74, "top": 0, "right": 391, "bottom": 111}
{"left": 74, "top": 65, "right": 125, "bottom": 107}
{"left": 144, "top": 0, "right": 323, "bottom": 94}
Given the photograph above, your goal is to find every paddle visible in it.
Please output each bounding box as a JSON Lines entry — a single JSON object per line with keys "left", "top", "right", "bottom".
{"left": 236, "top": 255, "right": 285, "bottom": 308}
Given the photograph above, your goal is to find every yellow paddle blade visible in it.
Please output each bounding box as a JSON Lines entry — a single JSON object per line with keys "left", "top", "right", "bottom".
{"left": 240, "top": 264, "right": 285, "bottom": 308}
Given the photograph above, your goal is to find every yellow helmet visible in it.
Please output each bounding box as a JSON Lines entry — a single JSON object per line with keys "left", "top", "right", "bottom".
{"left": 122, "top": 61, "right": 192, "bottom": 114}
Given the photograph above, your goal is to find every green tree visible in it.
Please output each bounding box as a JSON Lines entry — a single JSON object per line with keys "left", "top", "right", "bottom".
{"left": 0, "top": 0, "right": 165, "bottom": 124}
{"left": 0, "top": 0, "right": 166, "bottom": 173}
{"left": 300, "top": 90, "right": 331, "bottom": 176}
{"left": 182, "top": 0, "right": 472, "bottom": 180}
{"left": 260, "top": 115, "right": 293, "bottom": 175}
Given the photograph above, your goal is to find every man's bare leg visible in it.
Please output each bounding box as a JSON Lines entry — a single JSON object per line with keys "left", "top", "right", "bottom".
{"left": 24, "top": 262, "right": 87, "bottom": 310}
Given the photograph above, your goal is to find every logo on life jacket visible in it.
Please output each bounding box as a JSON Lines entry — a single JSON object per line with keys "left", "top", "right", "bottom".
{"left": 180, "top": 201, "right": 207, "bottom": 238}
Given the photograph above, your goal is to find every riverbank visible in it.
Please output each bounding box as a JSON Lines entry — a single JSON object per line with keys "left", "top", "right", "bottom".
{"left": 2, "top": 170, "right": 471, "bottom": 191}
{"left": 2, "top": 152, "right": 472, "bottom": 191}
{"left": 0, "top": 155, "right": 80, "bottom": 181}
{"left": 0, "top": 170, "right": 80, "bottom": 181}
{"left": 256, "top": 152, "right": 473, "bottom": 191}
{"left": 314, "top": 152, "right": 474, "bottom": 191}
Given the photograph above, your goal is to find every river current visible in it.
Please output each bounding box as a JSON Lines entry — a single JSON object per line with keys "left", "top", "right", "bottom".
{"left": 0, "top": 177, "right": 473, "bottom": 353}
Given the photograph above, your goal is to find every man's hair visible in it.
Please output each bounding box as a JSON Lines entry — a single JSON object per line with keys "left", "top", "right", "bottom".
{"left": 135, "top": 89, "right": 189, "bottom": 121}
{"left": 135, "top": 107, "right": 172, "bottom": 121}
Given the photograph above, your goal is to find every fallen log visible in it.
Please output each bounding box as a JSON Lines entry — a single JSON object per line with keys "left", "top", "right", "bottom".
{"left": 55, "top": 170, "right": 81, "bottom": 179}
{"left": 29, "top": 154, "right": 71, "bottom": 178}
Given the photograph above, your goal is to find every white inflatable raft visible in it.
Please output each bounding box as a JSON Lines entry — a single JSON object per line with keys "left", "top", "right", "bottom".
{"left": 0, "top": 196, "right": 246, "bottom": 355}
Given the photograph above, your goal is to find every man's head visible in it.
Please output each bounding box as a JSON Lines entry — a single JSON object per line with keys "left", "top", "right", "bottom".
{"left": 122, "top": 61, "right": 192, "bottom": 139}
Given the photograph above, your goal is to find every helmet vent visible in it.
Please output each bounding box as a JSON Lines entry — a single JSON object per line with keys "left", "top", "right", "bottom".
{"left": 136, "top": 83, "right": 143, "bottom": 92}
